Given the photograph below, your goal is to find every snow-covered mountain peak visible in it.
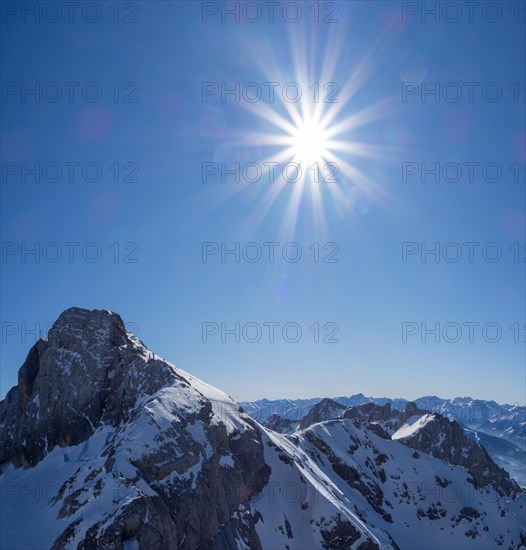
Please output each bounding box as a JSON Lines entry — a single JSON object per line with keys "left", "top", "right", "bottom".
{"left": 0, "top": 307, "right": 240, "bottom": 469}
{"left": 1, "top": 308, "right": 525, "bottom": 549}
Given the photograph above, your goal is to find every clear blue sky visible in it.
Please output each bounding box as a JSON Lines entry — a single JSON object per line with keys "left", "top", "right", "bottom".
{"left": 1, "top": 1, "right": 524, "bottom": 404}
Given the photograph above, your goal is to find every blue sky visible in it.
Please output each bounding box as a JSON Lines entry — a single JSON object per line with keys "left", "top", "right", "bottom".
{"left": 1, "top": 1, "right": 524, "bottom": 404}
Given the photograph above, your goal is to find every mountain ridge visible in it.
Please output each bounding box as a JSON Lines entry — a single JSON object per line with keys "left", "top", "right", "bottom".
{"left": 241, "top": 393, "right": 526, "bottom": 486}
{"left": 1, "top": 307, "right": 525, "bottom": 549}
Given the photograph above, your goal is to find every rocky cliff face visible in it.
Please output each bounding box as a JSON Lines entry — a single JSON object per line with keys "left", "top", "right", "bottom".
{"left": 0, "top": 308, "right": 180, "bottom": 467}
{"left": 391, "top": 411, "right": 519, "bottom": 497}
{"left": 0, "top": 308, "right": 276, "bottom": 548}
{"left": 0, "top": 308, "right": 381, "bottom": 549}
{"left": 263, "top": 413, "right": 298, "bottom": 434}
{"left": 1, "top": 308, "right": 525, "bottom": 550}
{"left": 297, "top": 398, "right": 347, "bottom": 430}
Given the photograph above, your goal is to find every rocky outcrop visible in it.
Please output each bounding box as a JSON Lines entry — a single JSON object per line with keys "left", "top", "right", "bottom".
{"left": 263, "top": 413, "right": 298, "bottom": 434}
{"left": 0, "top": 308, "right": 177, "bottom": 467}
{"left": 340, "top": 402, "right": 402, "bottom": 435}
{"left": 298, "top": 397, "right": 347, "bottom": 430}
{"left": 394, "top": 413, "right": 520, "bottom": 497}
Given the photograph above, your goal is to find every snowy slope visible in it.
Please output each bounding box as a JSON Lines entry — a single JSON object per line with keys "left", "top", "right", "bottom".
{"left": 1, "top": 308, "right": 525, "bottom": 549}
{"left": 244, "top": 394, "right": 526, "bottom": 486}
{"left": 0, "top": 308, "right": 381, "bottom": 549}
{"left": 392, "top": 414, "right": 436, "bottom": 440}
{"left": 296, "top": 419, "right": 526, "bottom": 549}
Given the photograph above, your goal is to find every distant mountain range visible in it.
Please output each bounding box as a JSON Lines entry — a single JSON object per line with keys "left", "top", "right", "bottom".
{"left": 1, "top": 308, "right": 524, "bottom": 549}
{"left": 240, "top": 395, "right": 526, "bottom": 486}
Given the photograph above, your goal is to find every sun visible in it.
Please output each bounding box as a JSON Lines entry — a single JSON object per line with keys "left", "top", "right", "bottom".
{"left": 209, "top": 24, "right": 395, "bottom": 241}
{"left": 290, "top": 117, "right": 329, "bottom": 167}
